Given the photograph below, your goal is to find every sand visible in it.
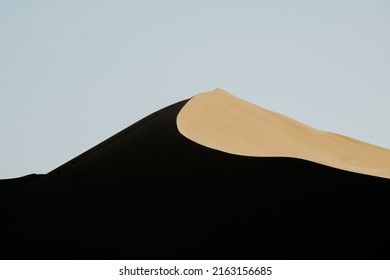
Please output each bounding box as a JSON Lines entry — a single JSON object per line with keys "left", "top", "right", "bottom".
{"left": 1, "top": 88, "right": 390, "bottom": 260}
{"left": 177, "top": 88, "right": 390, "bottom": 179}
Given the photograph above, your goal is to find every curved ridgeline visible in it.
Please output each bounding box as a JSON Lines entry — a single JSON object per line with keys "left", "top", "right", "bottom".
{"left": 0, "top": 92, "right": 389, "bottom": 260}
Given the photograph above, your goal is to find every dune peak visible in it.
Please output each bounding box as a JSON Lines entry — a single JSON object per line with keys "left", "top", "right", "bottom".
{"left": 177, "top": 88, "right": 390, "bottom": 179}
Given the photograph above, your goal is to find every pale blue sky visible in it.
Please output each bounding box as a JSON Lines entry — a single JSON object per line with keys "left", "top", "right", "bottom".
{"left": 1, "top": 0, "right": 389, "bottom": 178}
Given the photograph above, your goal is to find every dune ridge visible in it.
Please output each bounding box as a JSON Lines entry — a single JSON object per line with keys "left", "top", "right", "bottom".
{"left": 1, "top": 88, "right": 390, "bottom": 260}
{"left": 177, "top": 88, "right": 390, "bottom": 179}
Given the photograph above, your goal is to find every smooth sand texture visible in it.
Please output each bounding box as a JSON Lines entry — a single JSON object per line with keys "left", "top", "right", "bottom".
{"left": 177, "top": 88, "right": 390, "bottom": 179}
{"left": 1, "top": 89, "right": 390, "bottom": 260}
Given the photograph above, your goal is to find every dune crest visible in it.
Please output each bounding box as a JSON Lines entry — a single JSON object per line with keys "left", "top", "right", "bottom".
{"left": 177, "top": 88, "right": 390, "bottom": 179}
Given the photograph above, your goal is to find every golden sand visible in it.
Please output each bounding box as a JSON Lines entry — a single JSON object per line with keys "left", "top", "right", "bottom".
{"left": 177, "top": 89, "right": 390, "bottom": 179}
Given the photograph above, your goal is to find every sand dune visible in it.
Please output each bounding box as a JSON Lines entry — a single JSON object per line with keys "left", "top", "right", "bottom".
{"left": 0, "top": 88, "right": 390, "bottom": 260}
{"left": 178, "top": 89, "right": 390, "bottom": 179}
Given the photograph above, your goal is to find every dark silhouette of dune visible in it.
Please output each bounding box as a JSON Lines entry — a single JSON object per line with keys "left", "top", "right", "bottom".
{"left": 1, "top": 89, "right": 390, "bottom": 260}
{"left": 0, "top": 174, "right": 44, "bottom": 195}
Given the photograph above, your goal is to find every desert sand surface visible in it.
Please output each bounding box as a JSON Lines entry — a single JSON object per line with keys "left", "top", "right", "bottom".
{"left": 178, "top": 88, "right": 390, "bottom": 179}
{"left": 0, "top": 89, "right": 389, "bottom": 260}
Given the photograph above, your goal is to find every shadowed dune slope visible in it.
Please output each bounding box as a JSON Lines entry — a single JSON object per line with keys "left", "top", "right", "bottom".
{"left": 0, "top": 174, "right": 44, "bottom": 195}
{"left": 0, "top": 89, "right": 390, "bottom": 260}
